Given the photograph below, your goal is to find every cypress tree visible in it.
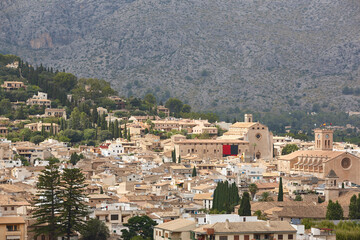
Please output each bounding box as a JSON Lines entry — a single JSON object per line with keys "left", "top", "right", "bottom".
{"left": 50, "top": 123, "right": 54, "bottom": 136}
{"left": 119, "top": 124, "right": 123, "bottom": 138}
{"left": 326, "top": 200, "right": 343, "bottom": 220}
{"left": 101, "top": 114, "right": 107, "bottom": 130}
{"left": 109, "top": 122, "right": 114, "bottom": 138}
{"left": 114, "top": 120, "right": 119, "bottom": 139}
{"left": 41, "top": 125, "right": 45, "bottom": 136}
{"left": 178, "top": 155, "right": 181, "bottom": 163}
{"left": 127, "top": 129, "right": 131, "bottom": 141}
{"left": 238, "top": 192, "right": 251, "bottom": 216}
{"left": 349, "top": 194, "right": 357, "bottom": 219}
{"left": 32, "top": 159, "right": 62, "bottom": 240}
{"left": 124, "top": 123, "right": 127, "bottom": 138}
{"left": 278, "top": 177, "right": 283, "bottom": 201}
{"left": 192, "top": 166, "right": 197, "bottom": 177}
{"left": 172, "top": 148, "right": 176, "bottom": 163}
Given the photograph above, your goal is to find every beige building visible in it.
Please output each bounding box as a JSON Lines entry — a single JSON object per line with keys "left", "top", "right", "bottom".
{"left": 220, "top": 114, "right": 273, "bottom": 160}
{"left": 193, "top": 220, "right": 296, "bottom": 240}
{"left": 0, "top": 216, "right": 26, "bottom": 240}
{"left": 154, "top": 219, "right": 196, "bottom": 240}
{"left": 26, "top": 98, "right": 51, "bottom": 108}
{"left": 278, "top": 129, "right": 360, "bottom": 185}
{"left": 44, "top": 108, "right": 67, "bottom": 119}
{"left": 1, "top": 81, "right": 26, "bottom": 91}
{"left": 157, "top": 106, "right": 170, "bottom": 117}
{"left": 174, "top": 139, "right": 249, "bottom": 159}
{"left": 24, "top": 122, "right": 59, "bottom": 135}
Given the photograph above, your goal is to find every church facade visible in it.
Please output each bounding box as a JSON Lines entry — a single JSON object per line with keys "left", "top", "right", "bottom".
{"left": 278, "top": 129, "right": 360, "bottom": 185}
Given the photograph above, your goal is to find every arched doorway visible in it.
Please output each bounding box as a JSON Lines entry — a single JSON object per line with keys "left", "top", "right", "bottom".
{"left": 256, "top": 151, "right": 261, "bottom": 159}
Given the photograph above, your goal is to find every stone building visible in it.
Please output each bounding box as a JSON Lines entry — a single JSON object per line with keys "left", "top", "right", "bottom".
{"left": 278, "top": 129, "right": 360, "bottom": 185}
{"left": 219, "top": 114, "right": 273, "bottom": 160}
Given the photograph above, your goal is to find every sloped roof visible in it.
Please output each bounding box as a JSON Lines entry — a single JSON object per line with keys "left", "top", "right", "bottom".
{"left": 194, "top": 221, "right": 296, "bottom": 234}
{"left": 155, "top": 218, "right": 196, "bottom": 231}
{"left": 326, "top": 169, "right": 339, "bottom": 178}
{"left": 279, "top": 150, "right": 345, "bottom": 161}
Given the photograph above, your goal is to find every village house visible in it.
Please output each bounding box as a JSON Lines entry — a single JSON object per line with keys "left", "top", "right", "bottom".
{"left": 0, "top": 216, "right": 27, "bottom": 240}
{"left": 24, "top": 122, "right": 59, "bottom": 135}
{"left": 44, "top": 108, "right": 67, "bottom": 119}
{"left": 26, "top": 92, "right": 51, "bottom": 108}
{"left": 193, "top": 220, "right": 297, "bottom": 240}
{"left": 1, "top": 81, "right": 26, "bottom": 91}
{"left": 154, "top": 219, "right": 196, "bottom": 240}
{"left": 157, "top": 105, "right": 170, "bottom": 117}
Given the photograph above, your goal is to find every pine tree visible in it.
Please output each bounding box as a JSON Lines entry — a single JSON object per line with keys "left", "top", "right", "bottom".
{"left": 238, "top": 192, "right": 251, "bottom": 216}
{"left": 278, "top": 177, "right": 283, "bottom": 201}
{"left": 32, "top": 159, "right": 62, "bottom": 240}
{"left": 60, "top": 168, "right": 89, "bottom": 240}
{"left": 192, "top": 166, "right": 197, "bottom": 177}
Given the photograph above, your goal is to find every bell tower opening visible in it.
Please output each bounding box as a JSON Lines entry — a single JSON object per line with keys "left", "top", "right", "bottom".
{"left": 314, "top": 129, "right": 333, "bottom": 151}
{"left": 244, "top": 114, "right": 253, "bottom": 123}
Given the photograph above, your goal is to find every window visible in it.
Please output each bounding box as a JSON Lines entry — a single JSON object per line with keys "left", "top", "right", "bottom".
{"left": 4, "top": 207, "right": 7, "bottom": 211}
{"left": 288, "top": 234, "right": 293, "bottom": 240}
{"left": 6, "top": 225, "right": 18, "bottom": 231}
{"left": 219, "top": 236, "right": 228, "bottom": 240}
{"left": 234, "top": 235, "right": 239, "bottom": 240}
{"left": 111, "top": 214, "right": 119, "bottom": 220}
{"left": 11, "top": 207, "right": 14, "bottom": 210}
{"left": 244, "top": 235, "right": 249, "bottom": 240}
{"left": 278, "top": 235, "right": 283, "bottom": 240}
{"left": 165, "top": 233, "right": 169, "bottom": 238}
{"left": 254, "top": 234, "right": 260, "bottom": 240}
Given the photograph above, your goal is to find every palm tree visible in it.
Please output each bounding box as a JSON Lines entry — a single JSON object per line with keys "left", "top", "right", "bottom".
{"left": 248, "top": 183, "right": 258, "bottom": 200}
{"left": 259, "top": 192, "right": 273, "bottom": 202}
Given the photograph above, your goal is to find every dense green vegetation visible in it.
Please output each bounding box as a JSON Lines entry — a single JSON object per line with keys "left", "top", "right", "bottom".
{"left": 0, "top": 53, "right": 221, "bottom": 145}
{"left": 282, "top": 144, "right": 299, "bottom": 155}
{"left": 301, "top": 220, "right": 360, "bottom": 240}
{"left": 121, "top": 216, "right": 157, "bottom": 240}
{"left": 32, "top": 159, "right": 89, "bottom": 240}
{"left": 212, "top": 181, "right": 240, "bottom": 213}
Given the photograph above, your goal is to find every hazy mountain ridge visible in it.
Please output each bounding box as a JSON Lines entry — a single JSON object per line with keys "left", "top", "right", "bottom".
{"left": 1, "top": 0, "right": 360, "bottom": 112}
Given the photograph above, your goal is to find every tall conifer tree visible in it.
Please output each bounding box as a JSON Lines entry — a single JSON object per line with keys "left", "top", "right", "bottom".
{"left": 60, "top": 168, "right": 89, "bottom": 240}
{"left": 278, "top": 177, "right": 284, "bottom": 201}
{"left": 32, "top": 159, "right": 62, "bottom": 240}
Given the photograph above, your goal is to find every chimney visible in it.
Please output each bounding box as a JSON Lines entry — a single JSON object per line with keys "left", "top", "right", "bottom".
{"left": 225, "top": 219, "right": 230, "bottom": 229}
{"left": 266, "top": 220, "right": 270, "bottom": 227}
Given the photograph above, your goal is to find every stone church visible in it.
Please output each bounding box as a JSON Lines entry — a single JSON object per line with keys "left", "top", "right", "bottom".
{"left": 219, "top": 114, "right": 273, "bottom": 160}
{"left": 278, "top": 129, "right": 360, "bottom": 185}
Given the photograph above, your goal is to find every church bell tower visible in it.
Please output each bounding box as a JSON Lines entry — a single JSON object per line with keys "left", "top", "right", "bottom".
{"left": 314, "top": 129, "right": 333, "bottom": 151}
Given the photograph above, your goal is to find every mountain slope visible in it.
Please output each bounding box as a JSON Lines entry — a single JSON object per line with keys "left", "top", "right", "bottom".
{"left": 1, "top": 0, "right": 360, "bottom": 112}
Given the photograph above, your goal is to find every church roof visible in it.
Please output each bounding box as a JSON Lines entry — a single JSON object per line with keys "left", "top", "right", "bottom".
{"left": 229, "top": 122, "right": 257, "bottom": 128}
{"left": 279, "top": 150, "right": 345, "bottom": 161}
{"left": 326, "top": 169, "right": 339, "bottom": 178}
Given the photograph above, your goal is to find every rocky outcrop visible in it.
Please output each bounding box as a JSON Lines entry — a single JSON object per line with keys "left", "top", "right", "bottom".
{"left": 1, "top": 0, "right": 360, "bottom": 112}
